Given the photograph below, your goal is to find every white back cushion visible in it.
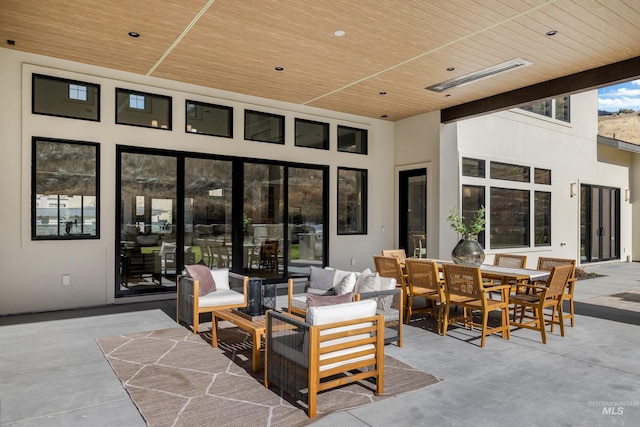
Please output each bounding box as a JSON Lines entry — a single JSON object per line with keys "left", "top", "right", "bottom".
{"left": 210, "top": 268, "right": 230, "bottom": 290}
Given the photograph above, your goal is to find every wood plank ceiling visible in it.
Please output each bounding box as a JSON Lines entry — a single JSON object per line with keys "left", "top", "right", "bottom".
{"left": 1, "top": 0, "right": 639, "bottom": 122}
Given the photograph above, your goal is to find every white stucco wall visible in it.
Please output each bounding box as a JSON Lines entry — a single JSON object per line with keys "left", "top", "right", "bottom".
{"left": 0, "top": 47, "right": 395, "bottom": 315}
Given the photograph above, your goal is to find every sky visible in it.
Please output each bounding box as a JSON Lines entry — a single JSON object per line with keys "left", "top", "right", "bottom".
{"left": 597, "top": 79, "right": 640, "bottom": 112}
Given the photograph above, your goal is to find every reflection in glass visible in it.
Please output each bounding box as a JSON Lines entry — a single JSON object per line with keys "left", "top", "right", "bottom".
{"left": 116, "top": 88, "right": 172, "bottom": 129}
{"left": 462, "top": 157, "right": 485, "bottom": 178}
{"left": 244, "top": 163, "right": 285, "bottom": 277}
{"left": 338, "top": 168, "right": 367, "bottom": 234}
{"left": 490, "top": 187, "right": 530, "bottom": 248}
{"left": 535, "top": 191, "right": 551, "bottom": 246}
{"left": 32, "top": 74, "right": 100, "bottom": 121}
{"left": 337, "top": 126, "right": 367, "bottom": 154}
{"left": 295, "top": 119, "right": 329, "bottom": 149}
{"left": 119, "top": 152, "right": 179, "bottom": 293}
{"left": 288, "top": 167, "right": 325, "bottom": 272}
{"left": 461, "top": 185, "right": 485, "bottom": 247}
{"left": 534, "top": 168, "right": 551, "bottom": 185}
{"left": 32, "top": 138, "right": 99, "bottom": 239}
{"left": 185, "top": 158, "right": 233, "bottom": 269}
{"left": 185, "top": 100, "right": 233, "bottom": 137}
{"left": 490, "top": 161, "right": 530, "bottom": 182}
{"left": 244, "top": 110, "right": 284, "bottom": 144}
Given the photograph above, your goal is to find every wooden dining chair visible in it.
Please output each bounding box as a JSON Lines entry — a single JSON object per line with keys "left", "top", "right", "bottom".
{"left": 373, "top": 255, "right": 407, "bottom": 288}
{"left": 405, "top": 259, "right": 445, "bottom": 332}
{"left": 509, "top": 263, "right": 574, "bottom": 343}
{"left": 381, "top": 249, "right": 407, "bottom": 265}
{"left": 442, "top": 263, "right": 511, "bottom": 347}
{"left": 494, "top": 253, "right": 527, "bottom": 268}
{"left": 536, "top": 257, "right": 577, "bottom": 327}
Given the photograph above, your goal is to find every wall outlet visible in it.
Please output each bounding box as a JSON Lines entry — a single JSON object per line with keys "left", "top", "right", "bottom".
{"left": 62, "top": 274, "right": 71, "bottom": 286}
{"left": 351, "top": 258, "right": 356, "bottom": 266}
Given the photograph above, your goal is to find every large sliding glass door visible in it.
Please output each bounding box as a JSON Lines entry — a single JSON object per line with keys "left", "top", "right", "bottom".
{"left": 117, "top": 147, "right": 327, "bottom": 296}
{"left": 118, "top": 151, "right": 178, "bottom": 294}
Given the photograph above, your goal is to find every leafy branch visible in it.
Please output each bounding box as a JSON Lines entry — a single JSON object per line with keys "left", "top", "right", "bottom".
{"left": 447, "top": 206, "right": 485, "bottom": 237}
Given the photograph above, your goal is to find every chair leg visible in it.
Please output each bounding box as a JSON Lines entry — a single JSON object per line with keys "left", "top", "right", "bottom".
{"left": 538, "top": 305, "right": 547, "bottom": 344}
{"left": 480, "top": 310, "right": 489, "bottom": 347}
{"left": 569, "top": 297, "right": 575, "bottom": 327}
{"left": 442, "top": 304, "right": 450, "bottom": 336}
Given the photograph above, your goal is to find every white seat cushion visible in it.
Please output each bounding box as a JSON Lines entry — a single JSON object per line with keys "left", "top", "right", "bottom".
{"left": 198, "top": 288, "right": 244, "bottom": 308}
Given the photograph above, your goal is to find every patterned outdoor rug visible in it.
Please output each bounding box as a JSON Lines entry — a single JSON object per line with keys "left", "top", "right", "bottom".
{"left": 97, "top": 326, "right": 441, "bottom": 426}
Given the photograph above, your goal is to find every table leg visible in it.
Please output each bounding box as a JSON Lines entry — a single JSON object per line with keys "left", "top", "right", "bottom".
{"left": 251, "top": 330, "right": 264, "bottom": 373}
{"left": 211, "top": 315, "right": 219, "bottom": 348}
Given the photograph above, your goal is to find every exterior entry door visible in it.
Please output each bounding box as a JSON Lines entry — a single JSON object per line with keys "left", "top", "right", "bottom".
{"left": 580, "top": 184, "right": 620, "bottom": 263}
{"left": 399, "top": 168, "right": 427, "bottom": 258}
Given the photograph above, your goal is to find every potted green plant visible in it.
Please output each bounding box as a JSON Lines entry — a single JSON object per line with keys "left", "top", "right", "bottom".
{"left": 447, "top": 206, "right": 485, "bottom": 265}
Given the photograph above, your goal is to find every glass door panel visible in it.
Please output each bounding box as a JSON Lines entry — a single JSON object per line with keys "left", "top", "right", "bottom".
{"left": 288, "top": 167, "right": 325, "bottom": 275}
{"left": 244, "top": 163, "right": 284, "bottom": 278}
{"left": 119, "top": 152, "right": 177, "bottom": 294}
{"left": 399, "top": 169, "right": 427, "bottom": 258}
{"left": 184, "top": 158, "right": 233, "bottom": 270}
{"left": 581, "top": 184, "right": 620, "bottom": 263}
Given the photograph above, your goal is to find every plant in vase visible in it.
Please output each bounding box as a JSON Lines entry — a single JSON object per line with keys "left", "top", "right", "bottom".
{"left": 243, "top": 214, "right": 253, "bottom": 242}
{"left": 447, "top": 206, "right": 486, "bottom": 266}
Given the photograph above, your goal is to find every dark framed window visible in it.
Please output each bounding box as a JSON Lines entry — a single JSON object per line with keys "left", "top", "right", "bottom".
{"left": 32, "top": 137, "right": 99, "bottom": 240}
{"left": 462, "top": 185, "right": 486, "bottom": 247}
{"left": 535, "top": 191, "right": 551, "bottom": 247}
{"left": 244, "top": 110, "right": 284, "bottom": 144}
{"left": 337, "top": 167, "right": 367, "bottom": 234}
{"left": 490, "top": 187, "right": 530, "bottom": 248}
{"left": 519, "top": 99, "right": 551, "bottom": 117}
{"left": 32, "top": 74, "right": 100, "bottom": 121}
{"left": 295, "top": 118, "right": 329, "bottom": 149}
{"left": 555, "top": 96, "right": 570, "bottom": 122}
{"left": 185, "top": 100, "right": 233, "bottom": 138}
{"left": 490, "top": 161, "right": 530, "bottom": 182}
{"left": 338, "top": 125, "right": 368, "bottom": 154}
{"left": 462, "top": 157, "right": 485, "bottom": 178}
{"left": 115, "top": 88, "right": 172, "bottom": 130}
{"left": 534, "top": 168, "right": 551, "bottom": 185}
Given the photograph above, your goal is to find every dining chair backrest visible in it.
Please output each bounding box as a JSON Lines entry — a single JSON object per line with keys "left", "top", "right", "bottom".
{"left": 405, "top": 259, "right": 442, "bottom": 293}
{"left": 537, "top": 257, "right": 576, "bottom": 273}
{"left": 494, "top": 253, "right": 527, "bottom": 269}
{"left": 543, "top": 264, "right": 575, "bottom": 299}
{"left": 373, "top": 255, "right": 406, "bottom": 287}
{"left": 381, "top": 249, "right": 407, "bottom": 263}
{"left": 443, "top": 263, "right": 483, "bottom": 299}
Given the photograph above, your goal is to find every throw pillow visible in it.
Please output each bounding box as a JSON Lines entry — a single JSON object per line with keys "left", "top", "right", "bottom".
{"left": 355, "top": 271, "right": 380, "bottom": 294}
{"left": 306, "top": 292, "right": 353, "bottom": 309}
{"left": 377, "top": 277, "right": 397, "bottom": 312}
{"left": 184, "top": 264, "right": 216, "bottom": 296}
{"left": 309, "top": 266, "right": 336, "bottom": 293}
{"left": 210, "top": 268, "right": 230, "bottom": 290}
{"left": 338, "top": 272, "right": 357, "bottom": 295}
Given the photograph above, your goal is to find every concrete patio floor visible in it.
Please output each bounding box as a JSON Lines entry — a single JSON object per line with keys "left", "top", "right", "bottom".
{"left": 1, "top": 262, "right": 639, "bottom": 426}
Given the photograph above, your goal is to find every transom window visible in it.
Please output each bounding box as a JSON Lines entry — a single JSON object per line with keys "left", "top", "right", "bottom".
{"left": 32, "top": 74, "right": 100, "bottom": 121}
{"left": 519, "top": 96, "right": 570, "bottom": 123}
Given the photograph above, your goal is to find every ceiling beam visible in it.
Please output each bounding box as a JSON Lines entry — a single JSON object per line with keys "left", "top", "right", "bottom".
{"left": 441, "top": 56, "right": 640, "bottom": 124}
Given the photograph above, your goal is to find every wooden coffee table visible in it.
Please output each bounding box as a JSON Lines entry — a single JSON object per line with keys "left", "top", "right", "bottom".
{"left": 211, "top": 309, "right": 266, "bottom": 373}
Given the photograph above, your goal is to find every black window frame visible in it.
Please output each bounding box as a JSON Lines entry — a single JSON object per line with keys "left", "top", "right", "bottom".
{"left": 31, "top": 136, "right": 100, "bottom": 240}
{"left": 337, "top": 167, "right": 368, "bottom": 235}
{"left": 185, "top": 100, "right": 233, "bottom": 138}
{"left": 244, "top": 110, "right": 285, "bottom": 144}
{"left": 294, "top": 118, "right": 329, "bottom": 150}
{"left": 115, "top": 88, "right": 172, "bottom": 130}
{"left": 337, "top": 125, "right": 368, "bottom": 154}
{"left": 32, "top": 74, "right": 101, "bottom": 122}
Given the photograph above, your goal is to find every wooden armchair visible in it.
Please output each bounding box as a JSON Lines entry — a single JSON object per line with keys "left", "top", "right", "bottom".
{"left": 176, "top": 267, "right": 248, "bottom": 334}
{"left": 405, "top": 259, "right": 445, "bottom": 332}
{"left": 510, "top": 263, "right": 574, "bottom": 343}
{"left": 264, "top": 300, "right": 384, "bottom": 418}
{"left": 536, "top": 257, "right": 577, "bottom": 327}
{"left": 442, "top": 263, "right": 511, "bottom": 347}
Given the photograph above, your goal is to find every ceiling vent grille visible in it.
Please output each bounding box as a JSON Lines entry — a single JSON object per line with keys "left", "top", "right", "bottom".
{"left": 426, "top": 58, "right": 532, "bottom": 92}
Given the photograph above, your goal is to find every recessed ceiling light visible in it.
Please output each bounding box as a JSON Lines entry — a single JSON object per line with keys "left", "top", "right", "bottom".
{"left": 381, "top": 115, "right": 388, "bottom": 118}
{"left": 379, "top": 91, "right": 387, "bottom": 95}
{"left": 128, "top": 32, "right": 140, "bottom": 38}
{"left": 445, "top": 94, "right": 451, "bottom": 97}
{"left": 333, "top": 30, "right": 345, "bottom": 37}
{"left": 7, "top": 39, "right": 15, "bottom": 45}
{"left": 275, "top": 66, "right": 284, "bottom": 71}
{"left": 446, "top": 67, "right": 455, "bottom": 71}
{"left": 546, "top": 30, "right": 557, "bottom": 36}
